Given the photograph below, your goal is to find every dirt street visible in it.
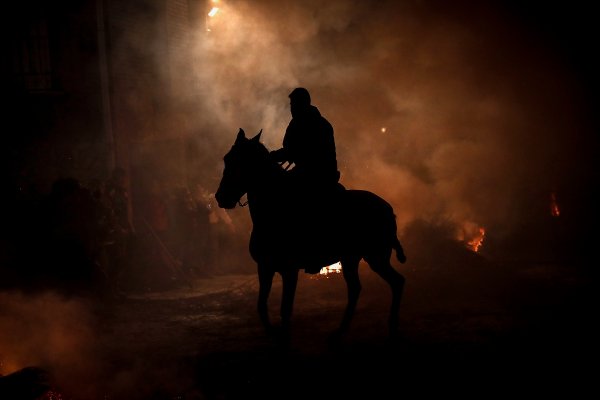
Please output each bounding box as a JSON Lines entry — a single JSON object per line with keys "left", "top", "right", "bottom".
{"left": 1, "top": 259, "right": 593, "bottom": 399}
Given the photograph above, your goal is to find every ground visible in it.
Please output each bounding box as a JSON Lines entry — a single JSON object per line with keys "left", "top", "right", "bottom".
{"left": 1, "top": 258, "right": 594, "bottom": 399}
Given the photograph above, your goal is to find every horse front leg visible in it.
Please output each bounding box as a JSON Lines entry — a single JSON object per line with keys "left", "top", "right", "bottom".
{"left": 257, "top": 263, "right": 275, "bottom": 335}
{"left": 279, "top": 268, "right": 299, "bottom": 343}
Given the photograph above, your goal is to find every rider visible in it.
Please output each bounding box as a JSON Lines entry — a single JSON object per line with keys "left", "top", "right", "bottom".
{"left": 270, "top": 87, "right": 343, "bottom": 272}
{"left": 270, "top": 87, "right": 341, "bottom": 194}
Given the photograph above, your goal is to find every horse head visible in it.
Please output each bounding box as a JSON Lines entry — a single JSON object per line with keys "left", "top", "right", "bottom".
{"left": 215, "top": 128, "right": 266, "bottom": 209}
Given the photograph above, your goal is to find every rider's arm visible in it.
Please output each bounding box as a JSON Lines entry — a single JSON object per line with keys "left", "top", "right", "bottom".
{"left": 270, "top": 147, "right": 288, "bottom": 162}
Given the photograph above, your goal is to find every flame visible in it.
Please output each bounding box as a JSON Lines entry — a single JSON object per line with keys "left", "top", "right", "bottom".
{"left": 466, "top": 227, "right": 485, "bottom": 252}
{"left": 458, "top": 222, "right": 485, "bottom": 252}
{"left": 319, "top": 261, "right": 342, "bottom": 276}
{"left": 550, "top": 192, "right": 560, "bottom": 217}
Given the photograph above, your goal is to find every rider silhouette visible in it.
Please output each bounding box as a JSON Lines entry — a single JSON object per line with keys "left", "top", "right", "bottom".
{"left": 270, "top": 88, "right": 343, "bottom": 272}
{"left": 270, "top": 87, "right": 340, "bottom": 191}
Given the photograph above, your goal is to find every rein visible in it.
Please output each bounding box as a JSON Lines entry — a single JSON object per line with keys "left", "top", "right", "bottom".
{"left": 233, "top": 148, "right": 292, "bottom": 209}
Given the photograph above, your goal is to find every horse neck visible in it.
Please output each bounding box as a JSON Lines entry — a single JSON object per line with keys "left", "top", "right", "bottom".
{"left": 247, "top": 160, "right": 284, "bottom": 222}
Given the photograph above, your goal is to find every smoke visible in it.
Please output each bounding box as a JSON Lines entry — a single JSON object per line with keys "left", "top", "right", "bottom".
{"left": 0, "top": 291, "right": 200, "bottom": 399}
{"left": 94, "top": 0, "right": 597, "bottom": 267}
{"left": 154, "top": 0, "right": 594, "bottom": 258}
{"left": 0, "top": 291, "right": 102, "bottom": 397}
{"left": 2, "top": 3, "right": 595, "bottom": 398}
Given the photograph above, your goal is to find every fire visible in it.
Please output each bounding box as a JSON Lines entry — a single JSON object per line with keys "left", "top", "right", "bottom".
{"left": 458, "top": 222, "right": 485, "bottom": 252}
{"left": 466, "top": 227, "right": 485, "bottom": 252}
{"left": 319, "top": 262, "right": 342, "bottom": 276}
{"left": 550, "top": 192, "right": 560, "bottom": 217}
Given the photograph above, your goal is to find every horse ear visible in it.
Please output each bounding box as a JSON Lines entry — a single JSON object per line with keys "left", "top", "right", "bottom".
{"left": 251, "top": 129, "right": 262, "bottom": 142}
{"left": 235, "top": 128, "right": 246, "bottom": 144}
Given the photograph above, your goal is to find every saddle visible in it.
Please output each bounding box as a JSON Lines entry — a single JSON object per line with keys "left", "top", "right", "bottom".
{"left": 287, "top": 182, "right": 346, "bottom": 274}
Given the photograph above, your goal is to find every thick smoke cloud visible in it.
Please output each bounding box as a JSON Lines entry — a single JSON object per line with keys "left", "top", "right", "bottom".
{"left": 173, "top": 0, "right": 595, "bottom": 254}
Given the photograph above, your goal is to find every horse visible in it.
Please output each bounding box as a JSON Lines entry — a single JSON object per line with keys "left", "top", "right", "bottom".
{"left": 215, "top": 128, "right": 407, "bottom": 342}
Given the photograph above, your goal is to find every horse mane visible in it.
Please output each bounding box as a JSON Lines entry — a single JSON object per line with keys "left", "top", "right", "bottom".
{"left": 245, "top": 137, "right": 286, "bottom": 179}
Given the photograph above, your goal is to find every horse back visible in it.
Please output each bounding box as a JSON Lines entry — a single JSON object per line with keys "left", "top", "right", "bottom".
{"left": 338, "top": 189, "right": 399, "bottom": 249}
{"left": 343, "top": 189, "right": 395, "bottom": 223}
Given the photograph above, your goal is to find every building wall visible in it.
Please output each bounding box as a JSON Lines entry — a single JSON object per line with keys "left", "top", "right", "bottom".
{"left": 2, "top": 1, "right": 108, "bottom": 192}
{"left": 2, "top": 0, "right": 203, "bottom": 203}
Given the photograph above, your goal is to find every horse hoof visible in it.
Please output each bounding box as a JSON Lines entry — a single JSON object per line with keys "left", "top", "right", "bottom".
{"left": 264, "top": 325, "right": 279, "bottom": 340}
{"left": 327, "top": 330, "right": 345, "bottom": 351}
{"left": 387, "top": 327, "right": 406, "bottom": 346}
{"left": 265, "top": 326, "right": 291, "bottom": 348}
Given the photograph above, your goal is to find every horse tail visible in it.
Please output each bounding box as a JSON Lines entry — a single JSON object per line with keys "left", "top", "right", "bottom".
{"left": 393, "top": 236, "right": 407, "bottom": 264}
{"left": 391, "top": 213, "right": 407, "bottom": 264}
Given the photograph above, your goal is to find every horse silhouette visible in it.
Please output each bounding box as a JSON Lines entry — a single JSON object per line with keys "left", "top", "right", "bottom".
{"left": 215, "top": 128, "right": 406, "bottom": 342}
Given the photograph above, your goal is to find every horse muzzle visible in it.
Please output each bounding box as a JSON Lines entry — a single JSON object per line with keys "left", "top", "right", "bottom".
{"left": 215, "top": 190, "right": 238, "bottom": 209}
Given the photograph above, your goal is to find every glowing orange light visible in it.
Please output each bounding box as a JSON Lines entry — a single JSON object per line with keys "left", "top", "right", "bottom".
{"left": 208, "top": 7, "right": 219, "bottom": 17}
{"left": 550, "top": 192, "right": 560, "bottom": 217}
{"left": 381, "top": 127, "right": 387, "bottom": 133}
{"left": 458, "top": 222, "right": 486, "bottom": 252}
{"left": 466, "top": 227, "right": 485, "bottom": 252}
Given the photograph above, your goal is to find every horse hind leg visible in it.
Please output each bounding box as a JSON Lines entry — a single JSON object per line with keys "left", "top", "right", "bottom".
{"left": 364, "top": 251, "right": 406, "bottom": 337}
{"left": 330, "top": 256, "right": 361, "bottom": 343}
